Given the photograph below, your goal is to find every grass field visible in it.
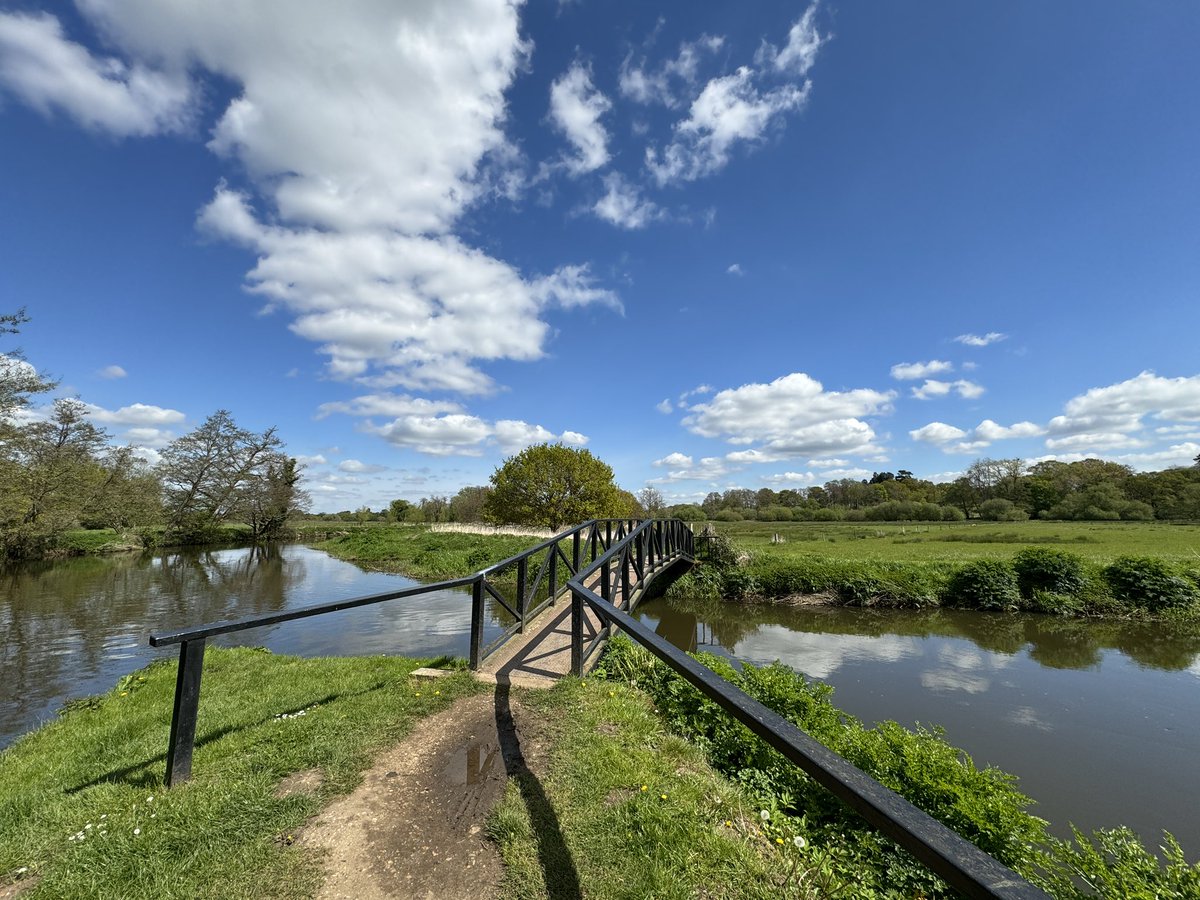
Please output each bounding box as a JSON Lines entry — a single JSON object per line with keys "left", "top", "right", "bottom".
{"left": 702, "top": 519, "right": 1200, "bottom": 563}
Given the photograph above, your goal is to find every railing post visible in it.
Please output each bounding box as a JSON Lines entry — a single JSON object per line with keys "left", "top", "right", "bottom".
{"left": 621, "top": 547, "right": 632, "bottom": 608}
{"left": 636, "top": 528, "right": 645, "bottom": 576}
{"left": 570, "top": 588, "right": 584, "bottom": 676}
{"left": 517, "top": 556, "right": 528, "bottom": 632}
{"left": 590, "top": 524, "right": 598, "bottom": 563}
{"left": 573, "top": 530, "right": 582, "bottom": 573}
{"left": 549, "top": 544, "right": 559, "bottom": 605}
{"left": 165, "top": 638, "right": 206, "bottom": 787}
{"left": 601, "top": 558, "right": 611, "bottom": 603}
{"left": 605, "top": 520, "right": 612, "bottom": 548}
{"left": 470, "top": 576, "right": 484, "bottom": 670}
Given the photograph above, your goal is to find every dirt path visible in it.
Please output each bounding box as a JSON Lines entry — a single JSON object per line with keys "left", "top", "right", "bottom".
{"left": 300, "top": 688, "right": 546, "bottom": 900}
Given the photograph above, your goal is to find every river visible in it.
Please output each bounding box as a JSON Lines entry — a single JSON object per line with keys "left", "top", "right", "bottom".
{"left": 0, "top": 543, "right": 510, "bottom": 750}
{"left": 632, "top": 595, "right": 1200, "bottom": 857}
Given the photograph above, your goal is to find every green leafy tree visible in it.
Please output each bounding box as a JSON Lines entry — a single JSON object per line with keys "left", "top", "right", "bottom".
{"left": 484, "top": 443, "right": 627, "bottom": 529}
{"left": 636, "top": 486, "right": 665, "bottom": 517}
{"left": 449, "top": 485, "right": 491, "bottom": 522}
{"left": 243, "top": 456, "right": 309, "bottom": 540}
{"left": 0, "top": 308, "right": 55, "bottom": 416}
{"left": 157, "top": 410, "right": 285, "bottom": 539}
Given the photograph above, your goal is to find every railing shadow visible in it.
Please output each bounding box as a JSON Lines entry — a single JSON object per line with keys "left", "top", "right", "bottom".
{"left": 493, "top": 684, "right": 582, "bottom": 900}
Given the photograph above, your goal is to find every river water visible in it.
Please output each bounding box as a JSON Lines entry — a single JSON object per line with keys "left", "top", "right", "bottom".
{"left": 633, "top": 596, "right": 1200, "bottom": 856}
{"left": 0, "top": 544, "right": 511, "bottom": 750}
{"left": 4, "top": 545, "right": 1198, "bottom": 858}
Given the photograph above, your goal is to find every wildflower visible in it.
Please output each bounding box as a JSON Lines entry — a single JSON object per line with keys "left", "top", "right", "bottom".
{"left": 608, "top": 691, "right": 615, "bottom": 697}
{"left": 16, "top": 867, "right": 27, "bottom": 875}
{"left": 434, "top": 690, "right": 440, "bottom": 696}
{"left": 660, "top": 793, "right": 668, "bottom": 800}
{"left": 640, "top": 785, "right": 647, "bottom": 792}
{"left": 100, "top": 814, "right": 107, "bottom": 820}
{"left": 146, "top": 796, "right": 154, "bottom": 803}
{"left": 793, "top": 835, "right": 807, "bottom": 849}
{"left": 776, "top": 837, "right": 784, "bottom": 845}
{"left": 724, "top": 820, "right": 733, "bottom": 828}
{"left": 760, "top": 809, "right": 770, "bottom": 822}
{"left": 133, "top": 828, "right": 141, "bottom": 836}
{"left": 120, "top": 691, "right": 129, "bottom": 697}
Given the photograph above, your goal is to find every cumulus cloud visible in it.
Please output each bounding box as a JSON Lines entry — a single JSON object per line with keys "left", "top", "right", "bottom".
{"left": 890, "top": 360, "right": 952, "bottom": 381}
{"left": 726, "top": 263, "right": 743, "bottom": 276}
{"left": 549, "top": 60, "right": 612, "bottom": 176}
{"left": 911, "top": 379, "right": 984, "bottom": 400}
{"left": 649, "top": 452, "right": 730, "bottom": 483}
{"left": 97, "top": 364, "right": 127, "bottom": 379}
{"left": 84, "top": 402, "right": 186, "bottom": 427}
{"left": 0, "top": 11, "right": 194, "bottom": 137}
{"left": 338, "top": 459, "right": 387, "bottom": 474}
{"left": 682, "top": 372, "right": 892, "bottom": 461}
{"left": 954, "top": 332, "right": 1007, "bottom": 347}
{"left": 911, "top": 418, "right": 1042, "bottom": 454}
{"left": 655, "top": 399, "right": 673, "bottom": 414}
{"left": 13, "top": 3, "right": 621, "bottom": 403}
{"left": 1048, "top": 372, "right": 1200, "bottom": 437}
{"left": 592, "top": 173, "right": 661, "bottom": 229}
{"left": 755, "top": 5, "right": 825, "bottom": 76}
{"left": 322, "top": 392, "right": 587, "bottom": 457}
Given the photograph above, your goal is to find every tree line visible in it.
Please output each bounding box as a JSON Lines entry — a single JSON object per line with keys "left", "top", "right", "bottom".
{"left": 1, "top": 311, "right": 307, "bottom": 557}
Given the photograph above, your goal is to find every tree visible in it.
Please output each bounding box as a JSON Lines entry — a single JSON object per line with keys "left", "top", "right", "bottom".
{"left": 157, "top": 410, "right": 285, "bottom": 539}
{"left": 449, "top": 486, "right": 490, "bottom": 522}
{"left": 419, "top": 495, "right": 449, "bottom": 522}
{"left": 636, "top": 486, "right": 665, "bottom": 517}
{"left": 243, "top": 456, "right": 309, "bottom": 540}
{"left": 387, "top": 498, "right": 413, "bottom": 522}
{"left": 484, "top": 443, "right": 627, "bottom": 529}
{"left": 1, "top": 308, "right": 55, "bottom": 416}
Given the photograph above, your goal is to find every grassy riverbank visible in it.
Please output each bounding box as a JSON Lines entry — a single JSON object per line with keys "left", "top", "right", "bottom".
{"left": 0, "top": 648, "right": 481, "bottom": 898}
{"left": 313, "top": 526, "right": 538, "bottom": 580}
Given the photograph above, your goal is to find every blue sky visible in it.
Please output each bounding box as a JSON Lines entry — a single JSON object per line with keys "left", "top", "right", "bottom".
{"left": 2, "top": 1, "right": 1199, "bottom": 511}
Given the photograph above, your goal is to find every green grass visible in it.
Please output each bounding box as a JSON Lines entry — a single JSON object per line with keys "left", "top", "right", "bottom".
{"left": 0, "top": 647, "right": 480, "bottom": 899}
{"left": 489, "top": 677, "right": 831, "bottom": 899}
{"left": 704, "top": 520, "right": 1200, "bottom": 563}
{"left": 314, "top": 526, "right": 548, "bottom": 581}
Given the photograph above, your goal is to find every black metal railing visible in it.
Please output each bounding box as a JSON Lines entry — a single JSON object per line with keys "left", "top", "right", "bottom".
{"left": 566, "top": 524, "right": 1049, "bottom": 900}
{"left": 147, "top": 518, "right": 649, "bottom": 785}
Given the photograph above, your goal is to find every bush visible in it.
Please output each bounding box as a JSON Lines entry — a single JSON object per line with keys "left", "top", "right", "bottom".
{"left": 944, "top": 559, "right": 1021, "bottom": 610}
{"left": 1012, "top": 548, "right": 1086, "bottom": 599}
{"left": 712, "top": 509, "right": 744, "bottom": 522}
{"left": 941, "top": 506, "right": 967, "bottom": 521}
{"left": 979, "top": 498, "right": 1029, "bottom": 522}
{"left": 813, "top": 507, "right": 843, "bottom": 521}
{"left": 1103, "top": 556, "right": 1199, "bottom": 611}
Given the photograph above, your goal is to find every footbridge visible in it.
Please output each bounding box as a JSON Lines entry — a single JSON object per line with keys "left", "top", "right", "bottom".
{"left": 148, "top": 518, "right": 1048, "bottom": 899}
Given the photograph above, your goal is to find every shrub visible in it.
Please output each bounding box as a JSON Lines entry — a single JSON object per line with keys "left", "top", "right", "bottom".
{"left": 1012, "top": 548, "right": 1086, "bottom": 599}
{"left": 944, "top": 559, "right": 1021, "bottom": 610}
{"left": 813, "top": 507, "right": 843, "bottom": 521}
{"left": 941, "top": 506, "right": 967, "bottom": 521}
{"left": 1103, "top": 556, "right": 1199, "bottom": 611}
{"left": 712, "top": 509, "right": 744, "bottom": 522}
{"left": 979, "top": 498, "right": 1029, "bottom": 522}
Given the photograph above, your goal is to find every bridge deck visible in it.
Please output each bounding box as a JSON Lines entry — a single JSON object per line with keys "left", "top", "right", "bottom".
{"left": 474, "top": 569, "right": 605, "bottom": 688}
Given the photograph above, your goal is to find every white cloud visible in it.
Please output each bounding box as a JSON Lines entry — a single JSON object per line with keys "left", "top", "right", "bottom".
{"left": 365, "top": 413, "right": 493, "bottom": 457}
{"left": 338, "top": 459, "right": 387, "bottom": 474}
{"left": 761, "top": 471, "right": 817, "bottom": 486}
{"left": 295, "top": 454, "right": 328, "bottom": 466}
{"left": 1048, "top": 372, "right": 1200, "bottom": 437}
{"left": 316, "top": 393, "right": 462, "bottom": 421}
{"left": 954, "top": 332, "right": 1007, "bottom": 347}
{"left": 683, "top": 373, "right": 892, "bottom": 462}
{"left": 84, "top": 402, "right": 186, "bottom": 427}
{"left": 726, "top": 263, "right": 743, "bottom": 276}
{"left": 592, "top": 173, "right": 661, "bottom": 229}
{"left": 646, "top": 66, "right": 809, "bottom": 185}
{"left": 18, "top": 4, "right": 621, "bottom": 400}
{"left": 807, "top": 457, "right": 849, "bottom": 468}
{"left": 560, "top": 430, "right": 588, "bottom": 446}
{"left": 910, "top": 422, "right": 968, "bottom": 444}
{"left": 1044, "top": 432, "right": 1150, "bottom": 452}
{"left": 0, "top": 11, "right": 194, "bottom": 137}
{"left": 756, "top": 5, "right": 824, "bottom": 76}
{"left": 97, "top": 364, "right": 127, "bottom": 379}
{"left": 911, "top": 379, "right": 984, "bottom": 400}
{"left": 649, "top": 453, "right": 730, "bottom": 483}
{"left": 973, "top": 419, "right": 1043, "bottom": 441}
{"left": 655, "top": 399, "right": 673, "bottom": 414}
{"left": 549, "top": 60, "right": 611, "bottom": 176}
{"left": 890, "top": 360, "right": 952, "bottom": 381}
{"left": 120, "top": 427, "right": 175, "bottom": 449}
{"left": 644, "top": 6, "right": 823, "bottom": 185}
{"left": 619, "top": 34, "right": 724, "bottom": 107}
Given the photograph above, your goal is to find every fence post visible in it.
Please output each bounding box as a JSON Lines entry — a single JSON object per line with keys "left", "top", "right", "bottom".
{"left": 517, "top": 556, "right": 528, "bottom": 633}
{"left": 605, "top": 520, "right": 612, "bottom": 548}
{"left": 621, "top": 547, "right": 632, "bottom": 608}
{"left": 570, "top": 588, "right": 584, "bottom": 676}
{"left": 470, "top": 577, "right": 484, "bottom": 670}
{"left": 601, "top": 558, "right": 611, "bottom": 603}
{"left": 549, "top": 544, "right": 559, "bottom": 605}
{"left": 573, "top": 530, "right": 582, "bottom": 573}
{"left": 165, "top": 638, "right": 206, "bottom": 787}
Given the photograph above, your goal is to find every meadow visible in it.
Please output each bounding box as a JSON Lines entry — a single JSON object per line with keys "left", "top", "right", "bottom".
{"left": 702, "top": 519, "right": 1200, "bottom": 563}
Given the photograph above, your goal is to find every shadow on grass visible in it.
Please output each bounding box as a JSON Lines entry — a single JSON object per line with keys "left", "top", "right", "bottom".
{"left": 494, "top": 684, "right": 581, "bottom": 900}
{"left": 65, "top": 679, "right": 397, "bottom": 794}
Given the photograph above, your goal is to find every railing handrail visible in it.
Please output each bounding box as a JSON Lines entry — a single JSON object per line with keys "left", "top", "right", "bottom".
{"left": 147, "top": 518, "right": 637, "bottom": 648}
{"left": 564, "top": 527, "right": 1048, "bottom": 900}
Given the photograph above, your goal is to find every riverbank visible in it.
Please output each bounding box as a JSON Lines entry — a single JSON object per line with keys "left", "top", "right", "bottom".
{"left": 313, "top": 527, "right": 537, "bottom": 580}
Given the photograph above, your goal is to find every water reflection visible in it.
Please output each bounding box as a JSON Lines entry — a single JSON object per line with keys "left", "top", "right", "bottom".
{"left": 634, "top": 595, "right": 1200, "bottom": 858}
{"left": 0, "top": 545, "right": 514, "bottom": 748}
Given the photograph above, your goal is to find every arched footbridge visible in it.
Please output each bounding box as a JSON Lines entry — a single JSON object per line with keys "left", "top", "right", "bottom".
{"left": 148, "top": 518, "right": 1049, "bottom": 899}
